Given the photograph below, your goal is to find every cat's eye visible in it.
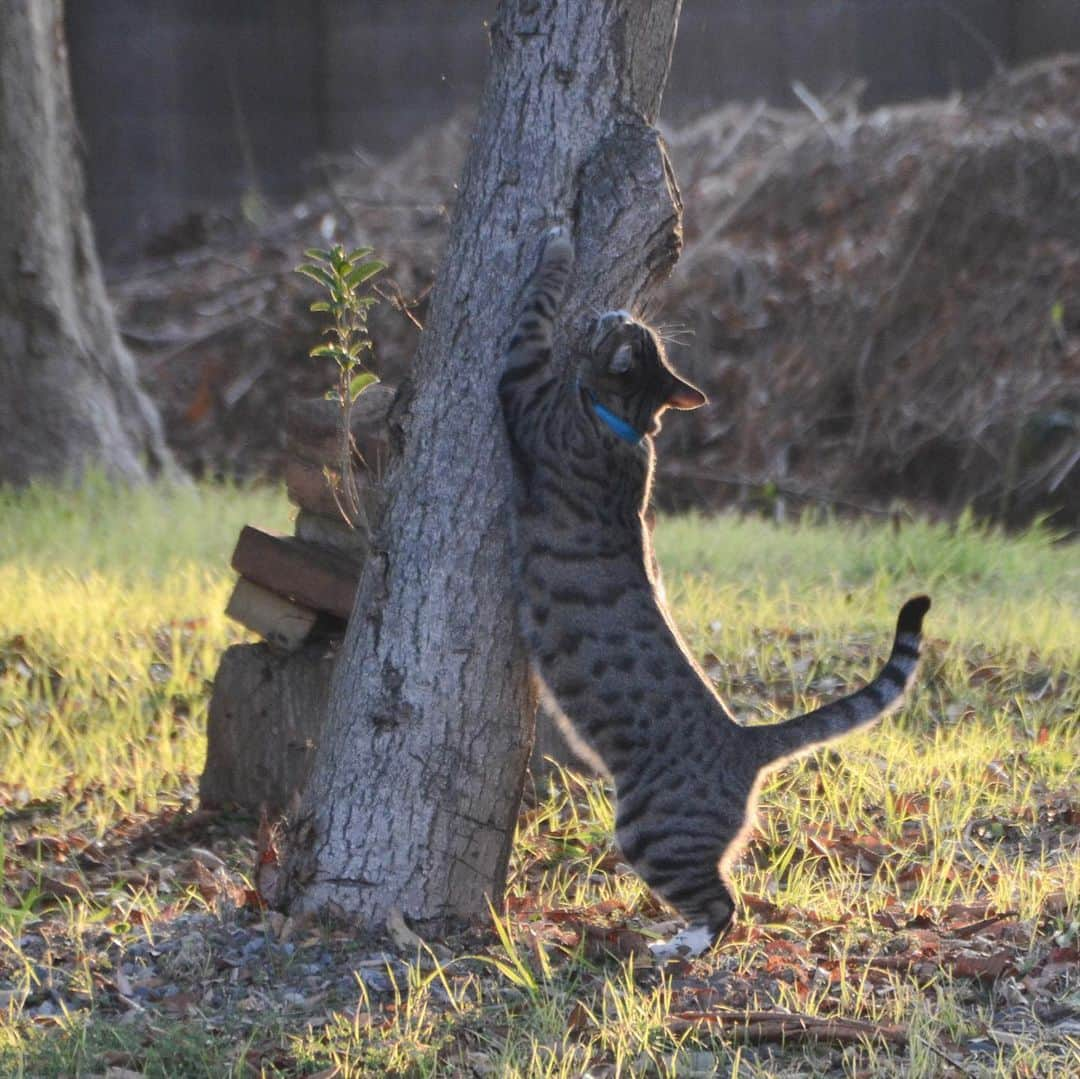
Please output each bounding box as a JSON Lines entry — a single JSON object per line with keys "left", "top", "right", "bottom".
{"left": 609, "top": 344, "right": 634, "bottom": 375}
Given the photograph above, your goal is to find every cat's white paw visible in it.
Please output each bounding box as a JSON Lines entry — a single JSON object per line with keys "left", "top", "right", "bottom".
{"left": 540, "top": 226, "right": 573, "bottom": 268}
{"left": 647, "top": 924, "right": 714, "bottom": 961}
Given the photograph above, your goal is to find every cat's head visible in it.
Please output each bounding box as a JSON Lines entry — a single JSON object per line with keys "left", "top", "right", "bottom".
{"left": 580, "top": 311, "right": 706, "bottom": 437}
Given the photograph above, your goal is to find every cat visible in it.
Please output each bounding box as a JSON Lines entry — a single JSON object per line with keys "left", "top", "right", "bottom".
{"left": 498, "top": 226, "right": 930, "bottom": 958}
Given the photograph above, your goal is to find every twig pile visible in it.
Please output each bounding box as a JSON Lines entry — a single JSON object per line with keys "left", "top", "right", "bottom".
{"left": 659, "top": 56, "right": 1080, "bottom": 525}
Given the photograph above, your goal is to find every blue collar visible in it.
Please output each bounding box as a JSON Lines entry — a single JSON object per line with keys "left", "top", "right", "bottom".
{"left": 580, "top": 384, "right": 644, "bottom": 446}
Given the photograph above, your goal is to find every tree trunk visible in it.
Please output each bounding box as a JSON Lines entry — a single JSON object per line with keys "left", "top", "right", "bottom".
{"left": 0, "top": 0, "right": 172, "bottom": 486}
{"left": 278, "top": 0, "right": 683, "bottom": 929}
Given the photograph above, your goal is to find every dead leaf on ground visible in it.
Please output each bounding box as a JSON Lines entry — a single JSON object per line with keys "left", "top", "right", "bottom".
{"left": 947, "top": 951, "right": 1013, "bottom": 982}
{"left": 254, "top": 808, "right": 282, "bottom": 902}
{"left": 581, "top": 923, "right": 651, "bottom": 962}
{"left": 387, "top": 907, "right": 424, "bottom": 953}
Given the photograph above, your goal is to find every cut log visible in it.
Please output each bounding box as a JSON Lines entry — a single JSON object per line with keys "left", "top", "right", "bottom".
{"left": 286, "top": 384, "right": 394, "bottom": 477}
{"left": 284, "top": 459, "right": 387, "bottom": 526}
{"left": 285, "top": 459, "right": 349, "bottom": 519}
{"left": 200, "top": 642, "right": 333, "bottom": 812}
{"left": 230, "top": 526, "right": 361, "bottom": 620}
{"left": 225, "top": 579, "right": 318, "bottom": 652}
{"left": 293, "top": 510, "right": 370, "bottom": 559}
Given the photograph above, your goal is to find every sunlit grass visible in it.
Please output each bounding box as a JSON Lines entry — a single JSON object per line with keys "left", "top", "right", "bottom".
{"left": 658, "top": 508, "right": 1079, "bottom": 661}
{"left": 0, "top": 477, "right": 289, "bottom": 832}
{"left": 0, "top": 481, "right": 1077, "bottom": 1075}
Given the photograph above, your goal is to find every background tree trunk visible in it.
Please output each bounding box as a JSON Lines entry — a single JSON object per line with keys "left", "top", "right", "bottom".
{"left": 0, "top": 0, "right": 172, "bottom": 486}
{"left": 279, "top": 0, "right": 683, "bottom": 929}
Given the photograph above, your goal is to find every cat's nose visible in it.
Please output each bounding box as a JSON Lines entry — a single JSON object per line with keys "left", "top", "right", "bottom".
{"left": 593, "top": 309, "right": 632, "bottom": 344}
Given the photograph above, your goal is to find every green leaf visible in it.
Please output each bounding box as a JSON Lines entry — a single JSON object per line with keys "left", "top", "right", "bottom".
{"left": 303, "top": 247, "right": 332, "bottom": 263}
{"left": 309, "top": 301, "right": 332, "bottom": 313}
{"left": 296, "top": 264, "right": 337, "bottom": 291}
{"left": 324, "top": 388, "right": 341, "bottom": 402}
{"left": 346, "top": 246, "right": 374, "bottom": 263}
{"left": 345, "top": 260, "right": 386, "bottom": 287}
{"left": 309, "top": 344, "right": 351, "bottom": 366}
{"left": 349, "top": 372, "right": 379, "bottom": 401}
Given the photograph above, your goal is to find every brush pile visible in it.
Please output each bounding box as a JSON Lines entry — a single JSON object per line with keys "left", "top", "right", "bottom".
{"left": 114, "top": 59, "right": 1080, "bottom": 524}
{"left": 659, "top": 56, "right": 1080, "bottom": 525}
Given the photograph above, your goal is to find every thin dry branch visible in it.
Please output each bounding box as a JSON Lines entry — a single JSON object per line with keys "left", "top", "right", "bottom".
{"left": 667, "top": 1009, "right": 909, "bottom": 1046}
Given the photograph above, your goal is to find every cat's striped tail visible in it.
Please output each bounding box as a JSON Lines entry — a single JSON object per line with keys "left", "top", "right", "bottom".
{"left": 749, "top": 596, "right": 931, "bottom": 768}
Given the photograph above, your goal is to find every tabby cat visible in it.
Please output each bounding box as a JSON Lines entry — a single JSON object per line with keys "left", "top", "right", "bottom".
{"left": 499, "top": 227, "right": 930, "bottom": 957}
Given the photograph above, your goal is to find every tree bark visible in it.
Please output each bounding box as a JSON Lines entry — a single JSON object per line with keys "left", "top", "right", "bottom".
{"left": 279, "top": 0, "right": 683, "bottom": 929}
{"left": 0, "top": 0, "right": 172, "bottom": 486}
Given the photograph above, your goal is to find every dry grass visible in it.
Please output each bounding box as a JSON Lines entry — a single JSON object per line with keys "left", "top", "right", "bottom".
{"left": 1, "top": 480, "right": 1077, "bottom": 1076}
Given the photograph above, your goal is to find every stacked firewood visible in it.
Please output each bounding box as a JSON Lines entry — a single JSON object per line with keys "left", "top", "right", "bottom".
{"left": 200, "top": 385, "right": 395, "bottom": 812}
{"left": 224, "top": 384, "right": 396, "bottom": 651}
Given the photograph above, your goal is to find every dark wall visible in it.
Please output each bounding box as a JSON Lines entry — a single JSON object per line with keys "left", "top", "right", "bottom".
{"left": 66, "top": 1, "right": 1080, "bottom": 262}
{"left": 66, "top": 0, "right": 495, "bottom": 260}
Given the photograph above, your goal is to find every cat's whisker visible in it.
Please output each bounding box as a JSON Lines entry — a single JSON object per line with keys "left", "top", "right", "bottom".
{"left": 656, "top": 326, "right": 695, "bottom": 345}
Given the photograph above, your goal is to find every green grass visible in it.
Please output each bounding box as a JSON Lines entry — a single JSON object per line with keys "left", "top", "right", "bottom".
{"left": 1, "top": 481, "right": 1078, "bottom": 1076}
{"left": 0, "top": 476, "right": 290, "bottom": 828}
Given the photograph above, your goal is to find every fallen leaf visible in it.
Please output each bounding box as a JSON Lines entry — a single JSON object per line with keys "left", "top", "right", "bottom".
{"left": 567, "top": 1000, "right": 592, "bottom": 1032}
{"left": 189, "top": 846, "right": 226, "bottom": 873}
{"left": 387, "top": 907, "right": 423, "bottom": 953}
{"left": 891, "top": 792, "right": 931, "bottom": 818}
{"left": 581, "top": 923, "right": 650, "bottom": 961}
{"left": 160, "top": 990, "right": 199, "bottom": 1015}
{"left": 952, "top": 912, "right": 1018, "bottom": 939}
{"left": 36, "top": 874, "right": 83, "bottom": 901}
{"left": 947, "top": 951, "right": 1013, "bottom": 982}
{"left": 254, "top": 809, "right": 281, "bottom": 902}
{"left": 1042, "top": 891, "right": 1070, "bottom": 917}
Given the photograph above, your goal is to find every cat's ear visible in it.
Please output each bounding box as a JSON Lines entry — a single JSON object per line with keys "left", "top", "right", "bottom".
{"left": 666, "top": 377, "right": 707, "bottom": 410}
{"left": 608, "top": 343, "right": 634, "bottom": 375}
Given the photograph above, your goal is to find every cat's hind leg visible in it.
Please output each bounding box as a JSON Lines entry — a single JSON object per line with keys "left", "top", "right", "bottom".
{"left": 618, "top": 829, "right": 735, "bottom": 959}
{"left": 646, "top": 875, "right": 734, "bottom": 959}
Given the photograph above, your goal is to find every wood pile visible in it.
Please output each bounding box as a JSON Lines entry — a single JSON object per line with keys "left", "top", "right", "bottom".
{"left": 200, "top": 385, "right": 395, "bottom": 811}
{"left": 222, "top": 383, "right": 393, "bottom": 651}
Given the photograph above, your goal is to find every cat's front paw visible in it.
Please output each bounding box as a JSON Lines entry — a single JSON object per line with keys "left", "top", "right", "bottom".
{"left": 542, "top": 225, "right": 574, "bottom": 262}
{"left": 647, "top": 924, "right": 715, "bottom": 961}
